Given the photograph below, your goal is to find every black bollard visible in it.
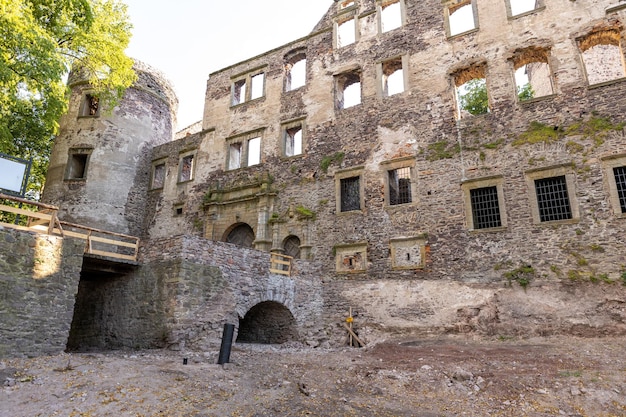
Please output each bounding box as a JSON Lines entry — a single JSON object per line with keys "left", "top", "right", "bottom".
{"left": 217, "top": 323, "right": 235, "bottom": 365}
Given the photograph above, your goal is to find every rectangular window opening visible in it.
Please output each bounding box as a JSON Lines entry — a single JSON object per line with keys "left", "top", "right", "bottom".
{"left": 285, "top": 126, "right": 303, "bottom": 157}
{"left": 285, "top": 57, "right": 306, "bottom": 91}
{"left": 340, "top": 176, "right": 361, "bottom": 212}
{"left": 388, "top": 167, "right": 411, "bottom": 205}
{"left": 382, "top": 58, "right": 404, "bottom": 96}
{"left": 250, "top": 73, "right": 265, "bottom": 100}
{"left": 613, "top": 166, "right": 626, "bottom": 213}
{"left": 337, "top": 18, "right": 356, "bottom": 48}
{"left": 470, "top": 186, "right": 502, "bottom": 229}
{"left": 80, "top": 94, "right": 100, "bottom": 117}
{"left": 68, "top": 154, "right": 88, "bottom": 179}
{"left": 534, "top": 175, "right": 572, "bottom": 222}
{"left": 151, "top": 163, "right": 165, "bottom": 189}
{"left": 582, "top": 44, "right": 626, "bottom": 85}
{"left": 179, "top": 154, "right": 194, "bottom": 182}
{"left": 456, "top": 77, "right": 489, "bottom": 117}
{"left": 510, "top": 0, "right": 539, "bottom": 16}
{"left": 381, "top": 1, "right": 402, "bottom": 33}
{"left": 232, "top": 80, "right": 246, "bottom": 106}
{"left": 515, "top": 62, "right": 553, "bottom": 100}
{"left": 229, "top": 142, "right": 242, "bottom": 170}
{"left": 448, "top": 1, "right": 476, "bottom": 37}
{"left": 247, "top": 137, "right": 261, "bottom": 166}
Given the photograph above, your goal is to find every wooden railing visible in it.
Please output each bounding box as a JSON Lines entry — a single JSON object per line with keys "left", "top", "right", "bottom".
{"left": 0, "top": 193, "right": 139, "bottom": 262}
{"left": 270, "top": 252, "right": 293, "bottom": 276}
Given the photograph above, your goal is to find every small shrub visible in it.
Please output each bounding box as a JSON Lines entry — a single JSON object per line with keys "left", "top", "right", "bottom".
{"left": 504, "top": 264, "right": 535, "bottom": 290}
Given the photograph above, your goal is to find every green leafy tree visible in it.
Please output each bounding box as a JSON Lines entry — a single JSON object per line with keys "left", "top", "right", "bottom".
{"left": 0, "top": 0, "right": 136, "bottom": 196}
{"left": 517, "top": 82, "right": 534, "bottom": 101}
{"left": 458, "top": 78, "right": 489, "bottom": 116}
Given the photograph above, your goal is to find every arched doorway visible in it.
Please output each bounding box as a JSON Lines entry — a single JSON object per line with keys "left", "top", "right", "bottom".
{"left": 224, "top": 223, "right": 255, "bottom": 248}
{"left": 282, "top": 235, "right": 301, "bottom": 259}
{"left": 237, "top": 301, "right": 299, "bottom": 344}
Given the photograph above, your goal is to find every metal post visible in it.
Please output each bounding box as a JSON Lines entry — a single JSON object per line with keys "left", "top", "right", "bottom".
{"left": 217, "top": 323, "right": 235, "bottom": 365}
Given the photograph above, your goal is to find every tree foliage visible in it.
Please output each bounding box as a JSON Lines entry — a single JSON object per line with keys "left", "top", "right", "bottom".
{"left": 458, "top": 78, "right": 489, "bottom": 116}
{"left": 0, "top": 0, "right": 136, "bottom": 196}
{"left": 517, "top": 82, "right": 535, "bottom": 101}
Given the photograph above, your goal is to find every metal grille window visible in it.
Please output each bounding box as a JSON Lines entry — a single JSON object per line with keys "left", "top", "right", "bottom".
{"left": 388, "top": 167, "right": 411, "bottom": 205}
{"left": 470, "top": 186, "right": 501, "bottom": 229}
{"left": 534, "top": 175, "right": 572, "bottom": 222}
{"left": 614, "top": 166, "right": 626, "bottom": 213}
{"left": 340, "top": 176, "right": 361, "bottom": 212}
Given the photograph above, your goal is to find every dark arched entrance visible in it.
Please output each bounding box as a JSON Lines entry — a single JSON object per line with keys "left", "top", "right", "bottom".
{"left": 224, "top": 223, "right": 255, "bottom": 248}
{"left": 237, "top": 301, "right": 299, "bottom": 344}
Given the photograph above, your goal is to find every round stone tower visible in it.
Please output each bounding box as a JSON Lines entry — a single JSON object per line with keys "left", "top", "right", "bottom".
{"left": 42, "top": 61, "right": 178, "bottom": 237}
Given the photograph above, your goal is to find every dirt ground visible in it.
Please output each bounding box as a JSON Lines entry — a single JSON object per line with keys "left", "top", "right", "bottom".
{"left": 1, "top": 335, "right": 626, "bottom": 417}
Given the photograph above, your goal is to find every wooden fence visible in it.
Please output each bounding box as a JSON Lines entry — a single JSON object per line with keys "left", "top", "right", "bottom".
{"left": 270, "top": 252, "right": 293, "bottom": 276}
{"left": 0, "top": 193, "right": 139, "bottom": 262}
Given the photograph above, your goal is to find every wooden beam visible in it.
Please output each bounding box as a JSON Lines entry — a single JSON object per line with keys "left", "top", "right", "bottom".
{"left": 342, "top": 322, "right": 366, "bottom": 347}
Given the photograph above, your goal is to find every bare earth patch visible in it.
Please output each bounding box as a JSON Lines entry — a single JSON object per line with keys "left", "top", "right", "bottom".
{"left": 2, "top": 336, "right": 625, "bottom": 417}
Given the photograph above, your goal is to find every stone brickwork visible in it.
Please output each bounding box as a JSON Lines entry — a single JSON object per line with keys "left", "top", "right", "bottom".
{"left": 139, "top": 236, "right": 325, "bottom": 350}
{"left": 0, "top": 227, "right": 84, "bottom": 358}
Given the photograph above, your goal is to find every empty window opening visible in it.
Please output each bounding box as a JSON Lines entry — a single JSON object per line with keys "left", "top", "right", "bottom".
{"left": 448, "top": 1, "right": 476, "bottom": 37}
{"left": 67, "top": 153, "right": 88, "bottom": 180}
{"left": 581, "top": 44, "right": 625, "bottom": 85}
{"left": 247, "top": 137, "right": 261, "bottom": 166}
{"left": 336, "top": 72, "right": 361, "bottom": 109}
{"left": 340, "top": 176, "right": 361, "bottom": 212}
{"left": 236, "top": 301, "right": 299, "bottom": 345}
{"left": 456, "top": 78, "right": 488, "bottom": 117}
{"left": 388, "top": 167, "right": 412, "bottom": 205}
{"left": 512, "top": 48, "right": 553, "bottom": 100}
{"left": 285, "top": 55, "right": 306, "bottom": 91}
{"left": 509, "top": 0, "right": 539, "bottom": 16}
{"left": 614, "top": 166, "right": 626, "bottom": 213}
{"left": 80, "top": 94, "right": 100, "bottom": 117}
{"left": 470, "top": 186, "right": 502, "bottom": 229}
{"left": 250, "top": 73, "right": 265, "bottom": 100}
{"left": 151, "top": 163, "right": 165, "bottom": 189}
{"left": 337, "top": 18, "right": 356, "bottom": 47}
{"left": 534, "top": 175, "right": 572, "bottom": 222}
{"left": 382, "top": 58, "right": 404, "bottom": 96}
{"left": 283, "top": 235, "right": 301, "bottom": 259}
{"left": 229, "top": 142, "right": 242, "bottom": 170}
{"left": 381, "top": 0, "right": 402, "bottom": 33}
{"left": 225, "top": 223, "right": 255, "bottom": 248}
{"left": 179, "top": 154, "right": 194, "bottom": 182}
{"left": 232, "top": 79, "right": 247, "bottom": 106}
{"left": 175, "top": 206, "right": 183, "bottom": 216}
{"left": 284, "top": 126, "right": 303, "bottom": 157}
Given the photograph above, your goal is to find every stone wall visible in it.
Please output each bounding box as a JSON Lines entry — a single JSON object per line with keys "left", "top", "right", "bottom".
{"left": 140, "top": 236, "right": 325, "bottom": 350}
{"left": 0, "top": 227, "right": 84, "bottom": 358}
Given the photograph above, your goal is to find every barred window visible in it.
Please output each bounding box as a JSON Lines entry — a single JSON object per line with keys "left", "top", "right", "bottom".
{"left": 340, "top": 176, "right": 361, "bottom": 212}
{"left": 534, "top": 175, "right": 572, "bottom": 222}
{"left": 614, "top": 166, "right": 626, "bottom": 213}
{"left": 470, "top": 186, "right": 501, "bottom": 229}
{"left": 388, "top": 167, "right": 411, "bottom": 205}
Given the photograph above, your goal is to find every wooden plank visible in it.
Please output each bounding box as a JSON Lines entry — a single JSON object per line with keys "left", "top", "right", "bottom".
{"left": 0, "top": 204, "right": 53, "bottom": 220}
{"left": 89, "top": 249, "right": 137, "bottom": 261}
{"left": 87, "top": 235, "right": 138, "bottom": 248}
{"left": 0, "top": 223, "right": 47, "bottom": 234}
{"left": 271, "top": 259, "right": 291, "bottom": 266}
{"left": 342, "top": 322, "right": 366, "bottom": 347}
{"left": 269, "top": 268, "right": 290, "bottom": 276}
{"left": 0, "top": 193, "right": 58, "bottom": 210}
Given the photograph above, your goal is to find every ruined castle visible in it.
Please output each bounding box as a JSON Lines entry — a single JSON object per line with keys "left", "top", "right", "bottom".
{"left": 2, "top": 0, "right": 626, "bottom": 357}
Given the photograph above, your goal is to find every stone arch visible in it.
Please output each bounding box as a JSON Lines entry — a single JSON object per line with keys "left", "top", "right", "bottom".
{"left": 282, "top": 235, "right": 301, "bottom": 259}
{"left": 236, "top": 301, "right": 299, "bottom": 344}
{"left": 223, "top": 223, "right": 255, "bottom": 248}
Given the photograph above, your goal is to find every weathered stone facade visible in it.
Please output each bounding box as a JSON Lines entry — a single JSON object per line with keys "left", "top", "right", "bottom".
{"left": 0, "top": 227, "right": 84, "bottom": 357}
{"left": 18, "top": 0, "right": 626, "bottom": 355}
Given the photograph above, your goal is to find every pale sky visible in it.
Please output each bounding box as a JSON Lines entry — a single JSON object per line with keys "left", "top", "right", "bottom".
{"left": 124, "top": 0, "right": 334, "bottom": 130}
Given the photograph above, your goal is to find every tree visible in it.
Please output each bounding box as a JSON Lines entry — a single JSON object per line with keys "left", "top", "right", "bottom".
{"left": 517, "top": 82, "right": 535, "bottom": 101}
{"left": 0, "top": 0, "right": 136, "bottom": 196}
{"left": 458, "top": 78, "right": 489, "bottom": 116}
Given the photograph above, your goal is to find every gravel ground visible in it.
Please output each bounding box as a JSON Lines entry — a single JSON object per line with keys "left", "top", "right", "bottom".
{"left": 2, "top": 335, "right": 626, "bottom": 417}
